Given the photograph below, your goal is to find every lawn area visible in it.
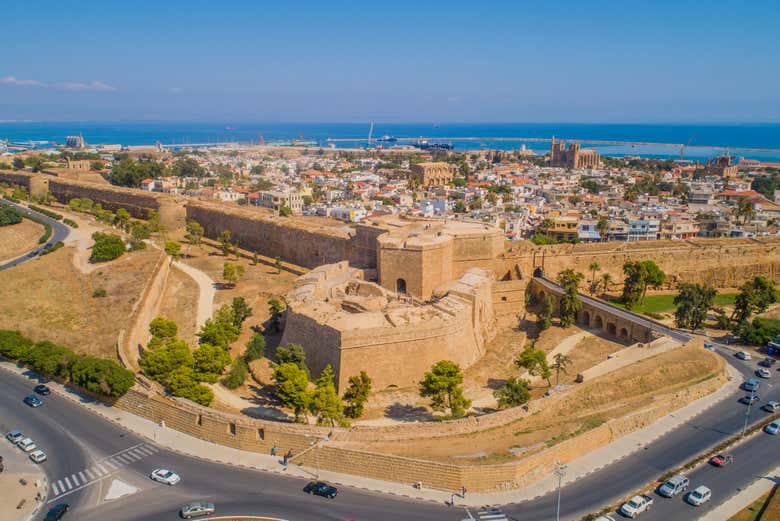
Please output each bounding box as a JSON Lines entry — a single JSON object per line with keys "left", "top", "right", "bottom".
{"left": 728, "top": 487, "right": 777, "bottom": 521}
{"left": 608, "top": 292, "right": 737, "bottom": 315}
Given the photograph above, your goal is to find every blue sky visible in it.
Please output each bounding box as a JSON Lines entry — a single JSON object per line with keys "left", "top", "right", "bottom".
{"left": 1, "top": 0, "right": 779, "bottom": 122}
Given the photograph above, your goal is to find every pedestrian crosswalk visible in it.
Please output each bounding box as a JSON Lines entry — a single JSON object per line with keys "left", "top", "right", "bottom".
{"left": 49, "top": 443, "right": 159, "bottom": 498}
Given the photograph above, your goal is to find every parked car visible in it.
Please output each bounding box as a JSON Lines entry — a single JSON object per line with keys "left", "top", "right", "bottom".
{"left": 703, "top": 342, "right": 715, "bottom": 351}
{"left": 29, "top": 450, "right": 47, "bottom": 463}
{"left": 709, "top": 454, "right": 734, "bottom": 467}
{"left": 756, "top": 368, "right": 772, "bottom": 379}
{"left": 741, "top": 394, "right": 760, "bottom": 405}
{"left": 659, "top": 474, "right": 689, "bottom": 497}
{"left": 763, "top": 401, "right": 779, "bottom": 413}
{"left": 736, "top": 351, "right": 752, "bottom": 361}
{"left": 743, "top": 378, "right": 760, "bottom": 391}
{"left": 765, "top": 420, "right": 780, "bottom": 435}
{"left": 303, "top": 481, "right": 339, "bottom": 499}
{"left": 180, "top": 502, "right": 215, "bottom": 519}
{"left": 34, "top": 384, "right": 51, "bottom": 396}
{"left": 686, "top": 486, "right": 712, "bottom": 506}
{"left": 44, "top": 503, "right": 69, "bottom": 521}
{"left": 6, "top": 430, "right": 24, "bottom": 444}
{"left": 150, "top": 468, "right": 181, "bottom": 485}
{"left": 759, "top": 357, "right": 776, "bottom": 368}
{"left": 18, "top": 438, "right": 37, "bottom": 452}
{"left": 619, "top": 495, "right": 654, "bottom": 518}
{"left": 23, "top": 395, "right": 43, "bottom": 407}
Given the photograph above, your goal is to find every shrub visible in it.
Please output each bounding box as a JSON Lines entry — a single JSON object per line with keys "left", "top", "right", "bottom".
{"left": 90, "top": 232, "right": 125, "bottom": 262}
{"left": 737, "top": 317, "right": 780, "bottom": 346}
{"left": 92, "top": 287, "right": 107, "bottom": 298}
{"left": 28, "top": 205, "right": 63, "bottom": 220}
{"left": 192, "top": 343, "right": 231, "bottom": 383}
{"left": 168, "top": 366, "right": 214, "bottom": 406}
{"left": 0, "top": 205, "right": 23, "bottom": 226}
{"left": 149, "top": 317, "right": 178, "bottom": 339}
{"left": 41, "top": 241, "right": 64, "bottom": 255}
{"left": 19, "top": 341, "right": 75, "bottom": 378}
{"left": 69, "top": 356, "right": 134, "bottom": 398}
{"left": 0, "top": 330, "right": 34, "bottom": 359}
{"left": 140, "top": 339, "right": 194, "bottom": 382}
{"left": 222, "top": 358, "right": 248, "bottom": 389}
{"left": 63, "top": 218, "right": 78, "bottom": 228}
{"left": 244, "top": 333, "right": 266, "bottom": 361}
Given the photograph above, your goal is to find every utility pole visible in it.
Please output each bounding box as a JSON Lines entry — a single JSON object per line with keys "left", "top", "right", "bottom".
{"left": 554, "top": 461, "right": 567, "bottom": 521}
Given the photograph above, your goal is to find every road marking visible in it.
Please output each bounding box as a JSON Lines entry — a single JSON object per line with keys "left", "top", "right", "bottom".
{"left": 104, "top": 458, "right": 118, "bottom": 469}
{"left": 51, "top": 482, "right": 60, "bottom": 495}
{"left": 78, "top": 471, "right": 87, "bottom": 482}
{"left": 85, "top": 468, "right": 95, "bottom": 480}
{"left": 116, "top": 454, "right": 133, "bottom": 464}
{"left": 64, "top": 476, "right": 72, "bottom": 490}
{"left": 144, "top": 444, "right": 159, "bottom": 453}
{"left": 123, "top": 451, "right": 141, "bottom": 461}
{"left": 136, "top": 446, "right": 154, "bottom": 456}
{"left": 96, "top": 463, "right": 108, "bottom": 474}
{"left": 129, "top": 448, "right": 147, "bottom": 459}
{"left": 70, "top": 474, "right": 80, "bottom": 486}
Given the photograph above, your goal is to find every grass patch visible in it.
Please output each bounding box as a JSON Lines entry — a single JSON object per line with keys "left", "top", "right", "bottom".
{"left": 545, "top": 416, "right": 605, "bottom": 448}
{"left": 727, "top": 490, "right": 771, "bottom": 521}
{"left": 609, "top": 292, "right": 738, "bottom": 314}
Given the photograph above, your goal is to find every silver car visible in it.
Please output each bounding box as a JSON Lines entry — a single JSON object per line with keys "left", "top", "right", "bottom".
{"left": 180, "top": 502, "right": 215, "bottom": 519}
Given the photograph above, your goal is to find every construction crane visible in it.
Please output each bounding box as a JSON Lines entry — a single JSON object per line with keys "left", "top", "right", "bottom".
{"left": 680, "top": 134, "right": 695, "bottom": 160}
{"left": 367, "top": 121, "right": 374, "bottom": 146}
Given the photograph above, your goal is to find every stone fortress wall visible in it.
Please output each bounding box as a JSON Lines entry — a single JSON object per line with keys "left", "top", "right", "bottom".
{"left": 280, "top": 261, "right": 496, "bottom": 391}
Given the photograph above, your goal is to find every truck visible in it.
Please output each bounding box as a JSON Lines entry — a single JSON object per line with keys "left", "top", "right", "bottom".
{"left": 619, "top": 495, "right": 654, "bottom": 518}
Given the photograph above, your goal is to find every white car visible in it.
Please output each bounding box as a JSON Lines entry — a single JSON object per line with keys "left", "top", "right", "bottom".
{"left": 736, "top": 351, "right": 752, "bottom": 361}
{"left": 620, "top": 495, "right": 654, "bottom": 518}
{"left": 150, "top": 468, "right": 181, "bottom": 485}
{"left": 686, "top": 485, "right": 712, "bottom": 506}
{"left": 757, "top": 368, "right": 772, "bottom": 379}
{"left": 6, "top": 430, "right": 24, "bottom": 444}
{"left": 765, "top": 420, "right": 780, "bottom": 435}
{"left": 29, "top": 450, "right": 47, "bottom": 463}
{"left": 763, "top": 401, "right": 780, "bottom": 413}
{"left": 17, "top": 438, "right": 37, "bottom": 452}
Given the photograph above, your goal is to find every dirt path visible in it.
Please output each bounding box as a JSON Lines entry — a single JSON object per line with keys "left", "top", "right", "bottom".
{"left": 172, "top": 259, "right": 216, "bottom": 329}
{"left": 208, "top": 381, "right": 290, "bottom": 422}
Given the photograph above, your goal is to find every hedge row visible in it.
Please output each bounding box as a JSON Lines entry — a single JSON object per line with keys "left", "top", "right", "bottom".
{"left": 41, "top": 241, "right": 64, "bottom": 255}
{"left": 28, "top": 204, "right": 63, "bottom": 221}
{"left": 63, "top": 218, "right": 78, "bottom": 228}
{"left": 0, "top": 330, "right": 134, "bottom": 398}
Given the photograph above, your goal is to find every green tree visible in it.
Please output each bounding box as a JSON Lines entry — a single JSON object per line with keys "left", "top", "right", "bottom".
{"left": 149, "top": 317, "right": 178, "bottom": 340}
{"left": 90, "top": 232, "right": 125, "bottom": 263}
{"left": 418, "top": 360, "right": 471, "bottom": 418}
{"left": 342, "top": 371, "right": 372, "bottom": 419}
{"left": 732, "top": 276, "right": 777, "bottom": 323}
{"left": 69, "top": 356, "right": 134, "bottom": 398}
{"left": 192, "top": 343, "right": 231, "bottom": 383}
{"left": 310, "top": 364, "right": 344, "bottom": 426}
{"left": 736, "top": 317, "right": 780, "bottom": 346}
{"left": 551, "top": 353, "right": 573, "bottom": 386}
{"left": 222, "top": 262, "right": 245, "bottom": 287}
{"left": 185, "top": 219, "right": 204, "bottom": 248}
{"left": 12, "top": 157, "right": 25, "bottom": 170}
{"left": 164, "top": 241, "right": 182, "bottom": 263}
{"left": 20, "top": 341, "right": 75, "bottom": 378}
{"left": 600, "top": 273, "right": 613, "bottom": 294}
{"left": 167, "top": 366, "right": 214, "bottom": 406}
{"left": 515, "top": 343, "right": 552, "bottom": 386}
{"left": 172, "top": 157, "right": 206, "bottom": 178}
{"left": 218, "top": 230, "right": 233, "bottom": 256}
{"left": 245, "top": 332, "right": 266, "bottom": 361}
{"left": 130, "top": 221, "right": 150, "bottom": 246}
{"left": 140, "top": 339, "right": 194, "bottom": 382}
{"left": 641, "top": 261, "right": 666, "bottom": 303}
{"left": 197, "top": 305, "right": 239, "bottom": 349}
{"left": 452, "top": 200, "right": 467, "bottom": 214}
{"left": 735, "top": 197, "right": 755, "bottom": 224}
{"left": 588, "top": 262, "right": 601, "bottom": 293}
{"left": 274, "top": 362, "right": 311, "bottom": 422}
{"left": 0, "top": 330, "right": 33, "bottom": 359}
{"left": 538, "top": 294, "right": 554, "bottom": 331}
{"left": 231, "top": 297, "right": 252, "bottom": 329}
{"left": 493, "top": 377, "right": 531, "bottom": 409}
{"left": 268, "top": 298, "right": 285, "bottom": 332}
{"left": 557, "top": 269, "right": 584, "bottom": 327}
{"left": 279, "top": 206, "right": 293, "bottom": 217}
{"left": 222, "top": 358, "right": 248, "bottom": 389}
{"left": 276, "top": 343, "right": 307, "bottom": 370}
{"left": 673, "top": 283, "right": 717, "bottom": 331}
{"left": 115, "top": 208, "right": 131, "bottom": 230}
{"left": 274, "top": 256, "right": 283, "bottom": 274}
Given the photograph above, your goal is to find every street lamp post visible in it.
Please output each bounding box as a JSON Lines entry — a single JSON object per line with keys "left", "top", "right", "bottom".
{"left": 554, "top": 461, "right": 568, "bottom": 521}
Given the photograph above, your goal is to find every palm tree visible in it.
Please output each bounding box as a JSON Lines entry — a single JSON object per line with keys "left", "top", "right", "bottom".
{"left": 551, "top": 353, "right": 573, "bottom": 386}
{"left": 589, "top": 262, "right": 601, "bottom": 293}
{"left": 600, "top": 273, "right": 613, "bottom": 294}
{"left": 736, "top": 197, "right": 755, "bottom": 224}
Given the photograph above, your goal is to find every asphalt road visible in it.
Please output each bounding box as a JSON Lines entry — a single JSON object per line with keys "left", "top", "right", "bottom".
{"left": 0, "top": 344, "right": 777, "bottom": 521}
{"left": 0, "top": 198, "right": 70, "bottom": 271}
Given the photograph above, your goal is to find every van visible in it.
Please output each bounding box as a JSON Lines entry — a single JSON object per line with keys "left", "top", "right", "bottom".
{"left": 659, "top": 474, "right": 689, "bottom": 497}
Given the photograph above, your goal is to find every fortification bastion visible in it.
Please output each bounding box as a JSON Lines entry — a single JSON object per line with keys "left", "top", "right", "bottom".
{"left": 280, "top": 261, "right": 496, "bottom": 390}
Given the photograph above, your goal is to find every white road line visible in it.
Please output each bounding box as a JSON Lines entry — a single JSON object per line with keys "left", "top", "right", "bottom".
{"left": 116, "top": 454, "right": 132, "bottom": 464}
{"left": 96, "top": 463, "right": 108, "bottom": 474}
{"left": 64, "top": 476, "right": 73, "bottom": 490}
{"left": 129, "top": 448, "right": 147, "bottom": 459}
{"left": 108, "top": 457, "right": 122, "bottom": 467}
{"left": 51, "top": 482, "right": 60, "bottom": 495}
{"left": 144, "top": 444, "right": 159, "bottom": 453}
{"left": 104, "top": 459, "right": 118, "bottom": 469}
{"left": 136, "top": 446, "right": 154, "bottom": 456}
{"left": 123, "top": 451, "right": 140, "bottom": 461}
{"left": 78, "top": 471, "right": 87, "bottom": 482}
{"left": 85, "top": 468, "right": 95, "bottom": 480}
{"left": 56, "top": 480, "right": 64, "bottom": 493}
{"left": 46, "top": 472, "right": 114, "bottom": 504}
{"left": 70, "top": 474, "right": 80, "bottom": 486}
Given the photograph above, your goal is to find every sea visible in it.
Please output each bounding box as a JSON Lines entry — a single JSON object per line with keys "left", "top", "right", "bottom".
{"left": 2, "top": 122, "right": 780, "bottom": 162}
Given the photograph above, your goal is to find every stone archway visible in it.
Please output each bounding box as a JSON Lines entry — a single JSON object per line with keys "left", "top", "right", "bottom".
{"left": 581, "top": 310, "right": 591, "bottom": 327}
{"left": 396, "top": 278, "right": 407, "bottom": 294}
{"left": 606, "top": 322, "right": 617, "bottom": 336}
{"left": 594, "top": 315, "right": 604, "bottom": 330}
{"left": 619, "top": 327, "right": 629, "bottom": 340}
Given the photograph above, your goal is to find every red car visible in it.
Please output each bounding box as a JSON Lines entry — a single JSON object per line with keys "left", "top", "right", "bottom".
{"left": 709, "top": 454, "right": 734, "bottom": 467}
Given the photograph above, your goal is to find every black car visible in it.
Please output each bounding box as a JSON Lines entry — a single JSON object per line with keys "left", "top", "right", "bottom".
{"left": 23, "top": 394, "right": 43, "bottom": 407}
{"left": 759, "top": 357, "right": 777, "bottom": 368}
{"left": 45, "top": 503, "right": 69, "bottom": 520}
{"left": 34, "top": 384, "right": 51, "bottom": 396}
{"left": 303, "top": 481, "right": 338, "bottom": 499}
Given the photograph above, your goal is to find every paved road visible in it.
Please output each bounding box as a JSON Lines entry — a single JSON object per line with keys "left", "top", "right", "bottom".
{"left": 533, "top": 276, "right": 691, "bottom": 342}
{"left": 0, "top": 198, "right": 70, "bottom": 271}
{"left": 1, "top": 345, "right": 777, "bottom": 521}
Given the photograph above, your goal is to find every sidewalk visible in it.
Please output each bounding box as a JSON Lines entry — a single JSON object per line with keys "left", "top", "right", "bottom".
{"left": 699, "top": 464, "right": 780, "bottom": 521}
{"left": 0, "top": 436, "right": 47, "bottom": 521}
{"left": 0, "top": 360, "right": 741, "bottom": 508}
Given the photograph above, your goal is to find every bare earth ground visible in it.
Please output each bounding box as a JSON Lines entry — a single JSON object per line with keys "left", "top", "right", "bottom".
{"left": 0, "top": 246, "right": 159, "bottom": 358}
{"left": 336, "top": 345, "right": 721, "bottom": 463}
{"left": 0, "top": 219, "right": 43, "bottom": 262}
{"left": 157, "top": 265, "right": 200, "bottom": 346}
